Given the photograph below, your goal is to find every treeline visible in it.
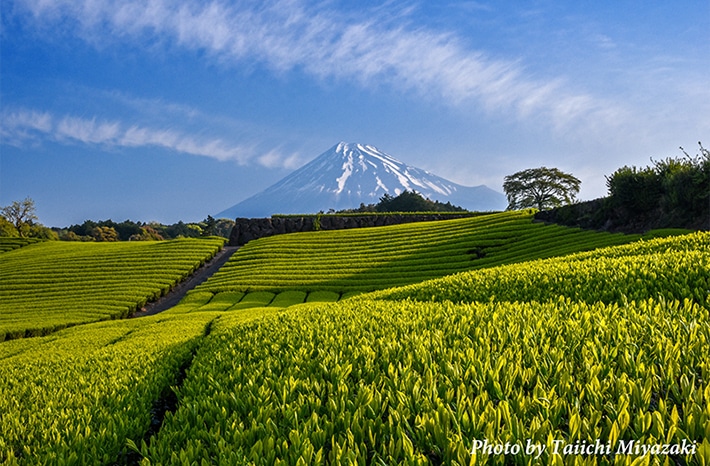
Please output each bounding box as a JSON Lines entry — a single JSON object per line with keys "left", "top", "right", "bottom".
{"left": 54, "top": 216, "right": 235, "bottom": 241}
{"left": 538, "top": 143, "right": 709, "bottom": 232}
{"left": 1, "top": 197, "right": 238, "bottom": 241}
{"left": 337, "top": 190, "right": 467, "bottom": 213}
{"left": 606, "top": 143, "right": 709, "bottom": 226}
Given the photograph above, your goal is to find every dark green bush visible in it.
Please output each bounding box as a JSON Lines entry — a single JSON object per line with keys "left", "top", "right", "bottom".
{"left": 606, "top": 165, "right": 661, "bottom": 215}
{"left": 604, "top": 143, "right": 709, "bottom": 228}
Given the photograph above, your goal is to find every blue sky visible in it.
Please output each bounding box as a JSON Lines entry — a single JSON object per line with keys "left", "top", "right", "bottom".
{"left": 1, "top": 0, "right": 708, "bottom": 227}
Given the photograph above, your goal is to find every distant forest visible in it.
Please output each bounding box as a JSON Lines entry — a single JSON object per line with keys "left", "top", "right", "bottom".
{"left": 55, "top": 216, "right": 235, "bottom": 241}
{"left": 56, "top": 192, "right": 466, "bottom": 241}
{"left": 337, "top": 190, "right": 467, "bottom": 213}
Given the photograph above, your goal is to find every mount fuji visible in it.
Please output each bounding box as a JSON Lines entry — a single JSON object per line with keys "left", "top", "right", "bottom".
{"left": 216, "top": 142, "right": 506, "bottom": 218}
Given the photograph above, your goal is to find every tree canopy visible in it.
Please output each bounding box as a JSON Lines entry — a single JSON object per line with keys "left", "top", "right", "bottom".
{"left": 1, "top": 197, "right": 39, "bottom": 237}
{"left": 339, "top": 190, "right": 467, "bottom": 213}
{"left": 534, "top": 142, "right": 709, "bottom": 232}
{"left": 59, "top": 217, "right": 236, "bottom": 241}
{"left": 503, "top": 167, "right": 581, "bottom": 211}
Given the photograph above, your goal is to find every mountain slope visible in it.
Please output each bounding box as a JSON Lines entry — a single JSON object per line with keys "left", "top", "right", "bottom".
{"left": 216, "top": 142, "right": 506, "bottom": 218}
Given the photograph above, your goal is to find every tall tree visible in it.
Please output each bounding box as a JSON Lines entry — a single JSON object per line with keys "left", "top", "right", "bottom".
{"left": 1, "top": 197, "right": 38, "bottom": 237}
{"left": 201, "top": 215, "right": 217, "bottom": 236}
{"left": 503, "top": 167, "right": 581, "bottom": 211}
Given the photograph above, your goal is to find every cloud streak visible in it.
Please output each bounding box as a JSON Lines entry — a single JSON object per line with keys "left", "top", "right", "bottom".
{"left": 12, "top": 0, "right": 626, "bottom": 131}
{"left": 0, "top": 107, "right": 308, "bottom": 167}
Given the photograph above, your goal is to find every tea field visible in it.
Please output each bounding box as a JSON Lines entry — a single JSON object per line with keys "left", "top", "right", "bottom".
{"left": 0, "top": 217, "right": 708, "bottom": 465}
{"left": 195, "top": 210, "right": 640, "bottom": 295}
{"left": 0, "top": 313, "right": 215, "bottom": 464}
{"left": 0, "top": 237, "right": 225, "bottom": 340}
{"left": 372, "top": 231, "right": 709, "bottom": 306}
{"left": 135, "top": 231, "right": 710, "bottom": 465}
{"left": 140, "top": 298, "right": 710, "bottom": 465}
{"left": 0, "top": 237, "right": 40, "bottom": 253}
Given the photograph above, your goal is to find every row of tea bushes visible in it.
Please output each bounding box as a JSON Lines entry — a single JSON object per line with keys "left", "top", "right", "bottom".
{"left": 0, "top": 237, "right": 41, "bottom": 253}
{"left": 0, "top": 237, "right": 225, "bottom": 339}
{"left": 165, "top": 290, "right": 356, "bottom": 314}
{"left": 197, "top": 211, "right": 639, "bottom": 294}
{"left": 0, "top": 314, "right": 216, "bottom": 465}
{"left": 137, "top": 298, "right": 710, "bottom": 465}
{"left": 372, "top": 232, "right": 710, "bottom": 306}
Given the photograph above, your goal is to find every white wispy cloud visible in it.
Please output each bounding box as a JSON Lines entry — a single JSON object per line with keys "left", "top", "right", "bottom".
{"left": 11, "top": 0, "right": 626, "bottom": 131}
{"left": 55, "top": 116, "right": 122, "bottom": 144}
{"left": 0, "top": 107, "right": 271, "bottom": 164}
{"left": 0, "top": 109, "right": 54, "bottom": 146}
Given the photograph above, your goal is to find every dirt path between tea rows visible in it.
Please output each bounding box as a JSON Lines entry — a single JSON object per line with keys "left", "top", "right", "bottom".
{"left": 130, "top": 246, "right": 239, "bottom": 318}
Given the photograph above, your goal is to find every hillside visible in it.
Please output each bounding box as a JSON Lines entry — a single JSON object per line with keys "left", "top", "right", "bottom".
{"left": 1, "top": 220, "right": 708, "bottom": 464}
{"left": 195, "top": 210, "right": 639, "bottom": 295}
{"left": 0, "top": 237, "right": 41, "bottom": 253}
{"left": 0, "top": 237, "right": 224, "bottom": 340}
{"left": 139, "top": 231, "right": 708, "bottom": 465}
{"left": 372, "top": 231, "right": 709, "bottom": 305}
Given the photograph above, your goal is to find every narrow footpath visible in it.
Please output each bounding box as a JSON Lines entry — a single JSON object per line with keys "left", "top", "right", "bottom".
{"left": 130, "top": 246, "right": 239, "bottom": 318}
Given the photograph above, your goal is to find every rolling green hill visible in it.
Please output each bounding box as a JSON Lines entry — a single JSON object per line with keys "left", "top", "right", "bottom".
{"left": 139, "top": 232, "right": 710, "bottom": 465}
{"left": 371, "top": 231, "right": 709, "bottom": 306}
{"left": 195, "top": 210, "right": 640, "bottom": 297}
{"left": 1, "top": 216, "right": 708, "bottom": 465}
{"left": 0, "top": 237, "right": 224, "bottom": 340}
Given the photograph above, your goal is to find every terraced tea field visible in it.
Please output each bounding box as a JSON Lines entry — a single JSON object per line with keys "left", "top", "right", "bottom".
{"left": 1, "top": 220, "right": 708, "bottom": 465}
{"left": 373, "top": 230, "right": 710, "bottom": 306}
{"left": 0, "top": 237, "right": 40, "bottom": 253}
{"left": 165, "top": 289, "right": 356, "bottom": 314}
{"left": 0, "top": 237, "right": 224, "bottom": 340}
{"left": 195, "top": 210, "right": 640, "bottom": 296}
{"left": 0, "top": 312, "right": 217, "bottom": 464}
{"left": 139, "top": 232, "right": 710, "bottom": 465}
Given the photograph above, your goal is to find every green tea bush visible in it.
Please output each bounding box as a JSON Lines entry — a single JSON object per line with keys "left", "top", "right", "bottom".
{"left": 140, "top": 297, "right": 709, "bottom": 465}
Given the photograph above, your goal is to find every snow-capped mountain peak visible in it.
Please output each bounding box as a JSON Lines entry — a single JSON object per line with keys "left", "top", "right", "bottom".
{"left": 323, "top": 142, "right": 454, "bottom": 197}
{"left": 216, "top": 142, "right": 506, "bottom": 218}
